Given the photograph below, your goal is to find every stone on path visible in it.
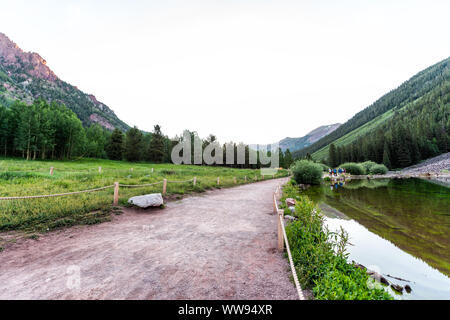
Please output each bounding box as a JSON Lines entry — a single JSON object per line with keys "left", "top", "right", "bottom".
{"left": 128, "top": 193, "right": 163, "bottom": 208}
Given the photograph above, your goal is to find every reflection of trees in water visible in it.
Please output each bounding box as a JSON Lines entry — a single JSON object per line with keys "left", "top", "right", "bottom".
{"left": 303, "top": 178, "right": 450, "bottom": 276}
{"left": 342, "top": 179, "right": 390, "bottom": 189}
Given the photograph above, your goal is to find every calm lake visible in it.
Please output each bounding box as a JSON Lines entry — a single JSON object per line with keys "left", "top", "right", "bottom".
{"left": 302, "top": 178, "right": 450, "bottom": 299}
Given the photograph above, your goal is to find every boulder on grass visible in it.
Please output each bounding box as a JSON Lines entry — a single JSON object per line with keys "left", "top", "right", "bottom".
{"left": 128, "top": 193, "right": 163, "bottom": 208}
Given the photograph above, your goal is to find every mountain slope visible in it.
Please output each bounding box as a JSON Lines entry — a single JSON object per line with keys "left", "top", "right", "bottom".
{"left": 294, "top": 57, "right": 450, "bottom": 160}
{"left": 0, "top": 32, "right": 129, "bottom": 131}
{"left": 278, "top": 123, "right": 340, "bottom": 152}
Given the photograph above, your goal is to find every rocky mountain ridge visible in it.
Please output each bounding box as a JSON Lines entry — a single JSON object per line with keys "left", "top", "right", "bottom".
{"left": 0, "top": 32, "right": 129, "bottom": 131}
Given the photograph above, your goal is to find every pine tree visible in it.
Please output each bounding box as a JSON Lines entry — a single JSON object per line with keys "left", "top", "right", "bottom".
{"left": 278, "top": 148, "right": 285, "bottom": 168}
{"left": 124, "top": 126, "right": 143, "bottom": 162}
{"left": 284, "top": 149, "right": 293, "bottom": 168}
{"left": 148, "top": 125, "right": 165, "bottom": 163}
{"left": 306, "top": 152, "right": 312, "bottom": 161}
{"left": 107, "top": 128, "right": 124, "bottom": 160}
{"left": 0, "top": 104, "right": 10, "bottom": 156}
{"left": 328, "top": 143, "right": 337, "bottom": 167}
{"left": 396, "top": 126, "right": 412, "bottom": 167}
{"left": 436, "top": 127, "right": 448, "bottom": 153}
{"left": 382, "top": 142, "right": 391, "bottom": 169}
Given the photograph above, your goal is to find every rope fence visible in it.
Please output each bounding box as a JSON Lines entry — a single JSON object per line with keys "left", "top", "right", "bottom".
{"left": 0, "top": 174, "right": 281, "bottom": 203}
{"left": 273, "top": 183, "right": 305, "bottom": 301}
{"left": 166, "top": 178, "right": 195, "bottom": 184}
{"left": 0, "top": 185, "right": 115, "bottom": 200}
{"left": 118, "top": 181, "right": 164, "bottom": 188}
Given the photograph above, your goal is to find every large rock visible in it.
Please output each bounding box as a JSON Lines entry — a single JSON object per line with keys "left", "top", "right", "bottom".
{"left": 285, "top": 198, "right": 296, "bottom": 206}
{"left": 128, "top": 193, "right": 163, "bottom": 208}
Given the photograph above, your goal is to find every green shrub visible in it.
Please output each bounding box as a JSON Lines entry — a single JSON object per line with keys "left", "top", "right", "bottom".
{"left": 281, "top": 184, "right": 392, "bottom": 300}
{"left": 318, "top": 163, "right": 330, "bottom": 172}
{"left": 340, "top": 162, "right": 365, "bottom": 175}
{"left": 361, "top": 161, "right": 377, "bottom": 174}
{"left": 369, "top": 164, "right": 388, "bottom": 175}
{"left": 291, "top": 160, "right": 323, "bottom": 185}
{"left": 313, "top": 265, "right": 391, "bottom": 300}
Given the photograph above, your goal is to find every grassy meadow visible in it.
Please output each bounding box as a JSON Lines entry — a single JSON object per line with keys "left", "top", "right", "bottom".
{"left": 0, "top": 157, "right": 288, "bottom": 234}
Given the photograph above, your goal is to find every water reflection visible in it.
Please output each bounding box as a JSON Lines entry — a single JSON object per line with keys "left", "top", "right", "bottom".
{"left": 303, "top": 178, "right": 450, "bottom": 300}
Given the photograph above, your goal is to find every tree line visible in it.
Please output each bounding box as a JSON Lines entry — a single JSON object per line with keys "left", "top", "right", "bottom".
{"left": 326, "top": 80, "right": 449, "bottom": 169}
{"left": 173, "top": 131, "right": 295, "bottom": 169}
{"left": 0, "top": 99, "right": 170, "bottom": 162}
{"left": 295, "top": 57, "right": 449, "bottom": 159}
{"left": 0, "top": 98, "right": 295, "bottom": 168}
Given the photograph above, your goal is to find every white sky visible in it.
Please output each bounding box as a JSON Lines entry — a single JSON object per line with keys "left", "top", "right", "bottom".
{"left": 1, "top": 0, "right": 449, "bottom": 144}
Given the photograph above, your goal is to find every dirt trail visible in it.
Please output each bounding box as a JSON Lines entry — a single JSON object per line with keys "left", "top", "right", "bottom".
{"left": 0, "top": 178, "right": 298, "bottom": 300}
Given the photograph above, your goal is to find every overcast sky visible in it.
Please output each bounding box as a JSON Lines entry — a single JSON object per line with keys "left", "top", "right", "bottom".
{"left": 1, "top": 0, "right": 449, "bottom": 144}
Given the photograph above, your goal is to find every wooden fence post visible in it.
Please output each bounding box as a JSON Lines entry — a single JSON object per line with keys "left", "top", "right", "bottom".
{"left": 273, "top": 193, "right": 278, "bottom": 213}
{"left": 151, "top": 168, "right": 154, "bottom": 173}
{"left": 217, "top": 177, "right": 220, "bottom": 185}
{"left": 49, "top": 167, "right": 54, "bottom": 175}
{"left": 277, "top": 209, "right": 284, "bottom": 251}
{"left": 113, "top": 182, "right": 119, "bottom": 205}
{"left": 233, "top": 177, "right": 237, "bottom": 184}
{"left": 99, "top": 166, "right": 102, "bottom": 174}
{"left": 163, "top": 179, "right": 167, "bottom": 195}
{"left": 244, "top": 176, "right": 247, "bottom": 182}
{"left": 193, "top": 177, "right": 197, "bottom": 186}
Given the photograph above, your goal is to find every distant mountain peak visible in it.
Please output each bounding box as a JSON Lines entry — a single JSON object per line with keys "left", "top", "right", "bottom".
{"left": 0, "top": 32, "right": 129, "bottom": 131}
{"left": 278, "top": 123, "right": 341, "bottom": 152}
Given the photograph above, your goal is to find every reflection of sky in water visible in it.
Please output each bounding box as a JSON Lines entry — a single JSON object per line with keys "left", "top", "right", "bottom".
{"left": 324, "top": 214, "right": 450, "bottom": 299}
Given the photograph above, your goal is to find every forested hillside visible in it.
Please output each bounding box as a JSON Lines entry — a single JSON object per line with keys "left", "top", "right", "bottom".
{"left": 327, "top": 80, "right": 449, "bottom": 169}
{"left": 294, "top": 57, "right": 450, "bottom": 164}
{"left": 0, "top": 32, "right": 129, "bottom": 131}
{"left": 0, "top": 99, "right": 167, "bottom": 161}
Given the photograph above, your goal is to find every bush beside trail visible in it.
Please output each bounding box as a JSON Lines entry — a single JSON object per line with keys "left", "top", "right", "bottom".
{"left": 339, "top": 162, "right": 365, "bottom": 175}
{"left": 369, "top": 164, "right": 388, "bottom": 175}
{"left": 291, "top": 160, "right": 323, "bottom": 185}
{"left": 337, "top": 162, "right": 387, "bottom": 175}
{"left": 361, "top": 161, "right": 377, "bottom": 174}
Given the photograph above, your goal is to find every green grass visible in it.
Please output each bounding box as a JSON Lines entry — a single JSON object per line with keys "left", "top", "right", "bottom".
{"left": 0, "top": 157, "right": 288, "bottom": 232}
{"left": 280, "top": 181, "right": 393, "bottom": 300}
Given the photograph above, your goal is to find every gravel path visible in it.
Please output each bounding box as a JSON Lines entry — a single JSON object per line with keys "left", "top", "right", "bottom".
{"left": 0, "top": 178, "right": 298, "bottom": 300}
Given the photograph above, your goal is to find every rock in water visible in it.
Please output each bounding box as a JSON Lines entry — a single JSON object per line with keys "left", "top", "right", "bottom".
{"left": 390, "top": 284, "right": 404, "bottom": 293}
{"left": 128, "top": 193, "right": 164, "bottom": 208}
